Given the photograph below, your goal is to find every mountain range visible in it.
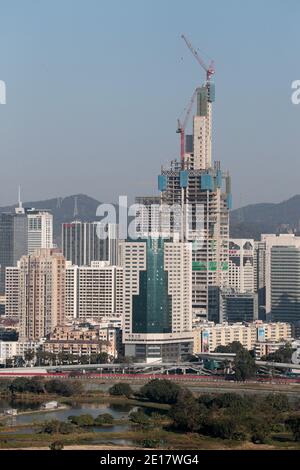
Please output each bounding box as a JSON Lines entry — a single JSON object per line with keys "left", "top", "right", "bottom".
{"left": 1, "top": 193, "right": 300, "bottom": 245}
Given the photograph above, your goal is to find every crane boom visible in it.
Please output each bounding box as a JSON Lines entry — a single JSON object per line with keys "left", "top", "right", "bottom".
{"left": 181, "top": 34, "right": 215, "bottom": 82}
{"left": 177, "top": 88, "right": 198, "bottom": 161}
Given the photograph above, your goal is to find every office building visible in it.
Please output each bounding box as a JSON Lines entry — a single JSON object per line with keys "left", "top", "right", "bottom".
{"left": 228, "top": 239, "right": 254, "bottom": 292}
{"left": 270, "top": 245, "right": 300, "bottom": 323}
{"left": 62, "top": 221, "right": 119, "bottom": 266}
{"left": 119, "top": 236, "right": 193, "bottom": 362}
{"left": 0, "top": 212, "right": 28, "bottom": 294}
{"left": 256, "top": 234, "right": 300, "bottom": 321}
{"left": 135, "top": 196, "right": 161, "bottom": 237}
{"left": 27, "top": 209, "right": 53, "bottom": 254}
{"left": 254, "top": 240, "right": 267, "bottom": 320}
{"left": 220, "top": 288, "right": 258, "bottom": 323}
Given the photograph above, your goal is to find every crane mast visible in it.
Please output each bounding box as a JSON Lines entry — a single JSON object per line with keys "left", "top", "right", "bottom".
{"left": 177, "top": 88, "right": 198, "bottom": 161}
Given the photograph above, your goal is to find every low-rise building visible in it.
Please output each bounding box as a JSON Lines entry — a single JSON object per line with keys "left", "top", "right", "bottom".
{"left": 42, "top": 401, "right": 58, "bottom": 410}
{"left": 254, "top": 340, "right": 288, "bottom": 359}
{"left": 193, "top": 321, "right": 292, "bottom": 354}
{"left": 42, "top": 324, "right": 120, "bottom": 358}
{"left": 0, "top": 340, "right": 41, "bottom": 364}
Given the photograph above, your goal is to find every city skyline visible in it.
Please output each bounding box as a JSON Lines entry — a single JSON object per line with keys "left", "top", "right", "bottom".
{"left": 0, "top": 0, "right": 300, "bottom": 209}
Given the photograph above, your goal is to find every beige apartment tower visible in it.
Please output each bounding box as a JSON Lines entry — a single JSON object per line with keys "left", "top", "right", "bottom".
{"left": 18, "top": 249, "right": 66, "bottom": 340}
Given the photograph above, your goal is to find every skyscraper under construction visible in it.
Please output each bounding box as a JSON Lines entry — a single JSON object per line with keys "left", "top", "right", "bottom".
{"left": 158, "top": 76, "right": 232, "bottom": 320}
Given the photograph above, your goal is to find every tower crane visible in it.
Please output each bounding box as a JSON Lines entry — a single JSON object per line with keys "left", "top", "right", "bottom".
{"left": 181, "top": 34, "right": 215, "bottom": 82}
{"left": 177, "top": 88, "right": 198, "bottom": 161}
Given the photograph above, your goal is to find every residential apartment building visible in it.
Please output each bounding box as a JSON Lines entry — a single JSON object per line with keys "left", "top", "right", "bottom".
{"left": 65, "top": 261, "right": 123, "bottom": 321}
{"left": 42, "top": 324, "right": 119, "bottom": 358}
{"left": 193, "top": 321, "right": 292, "bottom": 354}
{"left": 18, "top": 249, "right": 66, "bottom": 340}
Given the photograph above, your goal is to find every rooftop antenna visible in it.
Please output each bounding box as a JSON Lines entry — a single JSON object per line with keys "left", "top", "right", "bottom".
{"left": 73, "top": 196, "right": 79, "bottom": 218}
{"left": 15, "top": 185, "right": 25, "bottom": 214}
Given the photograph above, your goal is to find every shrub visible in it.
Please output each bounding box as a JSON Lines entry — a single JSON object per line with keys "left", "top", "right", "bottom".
{"left": 109, "top": 382, "right": 133, "bottom": 398}
{"left": 41, "top": 420, "right": 62, "bottom": 434}
{"left": 203, "top": 416, "right": 246, "bottom": 441}
{"left": 138, "top": 439, "right": 161, "bottom": 448}
{"left": 139, "top": 379, "right": 181, "bottom": 404}
{"left": 67, "top": 414, "right": 94, "bottom": 427}
{"left": 129, "top": 409, "right": 151, "bottom": 427}
{"left": 45, "top": 379, "right": 83, "bottom": 397}
{"left": 170, "top": 389, "right": 207, "bottom": 432}
{"left": 286, "top": 416, "right": 300, "bottom": 441}
{"left": 49, "top": 440, "right": 64, "bottom": 451}
{"left": 94, "top": 413, "right": 114, "bottom": 426}
{"left": 264, "top": 394, "right": 290, "bottom": 412}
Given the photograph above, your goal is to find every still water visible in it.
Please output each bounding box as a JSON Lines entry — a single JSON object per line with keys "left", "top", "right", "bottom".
{"left": 0, "top": 400, "right": 136, "bottom": 427}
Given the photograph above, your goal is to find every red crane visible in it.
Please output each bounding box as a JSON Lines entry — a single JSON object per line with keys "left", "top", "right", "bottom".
{"left": 177, "top": 88, "right": 198, "bottom": 161}
{"left": 181, "top": 34, "right": 215, "bottom": 82}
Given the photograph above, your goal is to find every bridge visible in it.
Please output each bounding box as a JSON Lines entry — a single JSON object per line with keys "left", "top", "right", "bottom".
{"left": 1, "top": 354, "right": 299, "bottom": 376}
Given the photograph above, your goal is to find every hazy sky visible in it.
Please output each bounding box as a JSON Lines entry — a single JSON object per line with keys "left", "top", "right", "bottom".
{"left": 0, "top": 0, "right": 299, "bottom": 209}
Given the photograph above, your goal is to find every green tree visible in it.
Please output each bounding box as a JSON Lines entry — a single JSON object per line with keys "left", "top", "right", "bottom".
{"left": 261, "top": 344, "right": 294, "bottom": 363}
{"left": 129, "top": 409, "right": 151, "bottom": 427}
{"left": 24, "top": 349, "right": 35, "bottom": 364}
{"left": 215, "top": 341, "right": 244, "bottom": 354}
{"left": 68, "top": 414, "right": 94, "bottom": 426}
{"left": 109, "top": 382, "right": 133, "bottom": 398}
{"left": 170, "top": 389, "right": 207, "bottom": 432}
{"left": 286, "top": 416, "right": 300, "bottom": 441}
{"left": 249, "top": 417, "right": 270, "bottom": 444}
{"left": 41, "top": 420, "right": 62, "bottom": 434}
{"left": 139, "top": 379, "right": 181, "bottom": 404}
{"left": 264, "top": 393, "right": 290, "bottom": 412}
{"left": 45, "top": 379, "right": 83, "bottom": 397}
{"left": 204, "top": 416, "right": 246, "bottom": 440}
{"left": 9, "top": 377, "right": 31, "bottom": 394}
{"left": 233, "top": 349, "right": 257, "bottom": 381}
{"left": 94, "top": 413, "right": 114, "bottom": 426}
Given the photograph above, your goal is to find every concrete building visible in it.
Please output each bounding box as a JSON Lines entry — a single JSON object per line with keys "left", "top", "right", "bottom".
{"left": 157, "top": 83, "right": 231, "bottom": 321}
{"left": 256, "top": 234, "right": 300, "bottom": 321}
{"left": 228, "top": 239, "right": 254, "bottom": 293}
{"left": 18, "top": 249, "right": 66, "bottom": 340}
{"left": 270, "top": 245, "right": 300, "bottom": 323}
{"left": 5, "top": 267, "right": 20, "bottom": 318}
{"left": 62, "top": 221, "right": 108, "bottom": 266}
{"left": 0, "top": 340, "right": 41, "bottom": 365}
{"left": 254, "top": 340, "right": 290, "bottom": 359}
{"left": 135, "top": 196, "right": 161, "bottom": 237}
{"left": 27, "top": 209, "right": 53, "bottom": 255}
{"left": 193, "top": 321, "right": 292, "bottom": 354}
{"left": 120, "top": 236, "right": 193, "bottom": 362}
{"left": 65, "top": 261, "right": 123, "bottom": 321}
{"left": 220, "top": 288, "right": 258, "bottom": 323}
{"left": 0, "top": 295, "right": 5, "bottom": 315}
{"left": 0, "top": 211, "right": 28, "bottom": 294}
{"left": 42, "top": 324, "right": 119, "bottom": 358}
{"left": 107, "top": 224, "right": 120, "bottom": 265}
{"left": 254, "top": 239, "right": 267, "bottom": 320}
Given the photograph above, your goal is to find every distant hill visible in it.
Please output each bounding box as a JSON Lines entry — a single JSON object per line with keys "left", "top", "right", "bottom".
{"left": 2, "top": 193, "right": 300, "bottom": 245}
{"left": 230, "top": 195, "right": 300, "bottom": 239}
{"left": 0, "top": 194, "right": 103, "bottom": 247}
